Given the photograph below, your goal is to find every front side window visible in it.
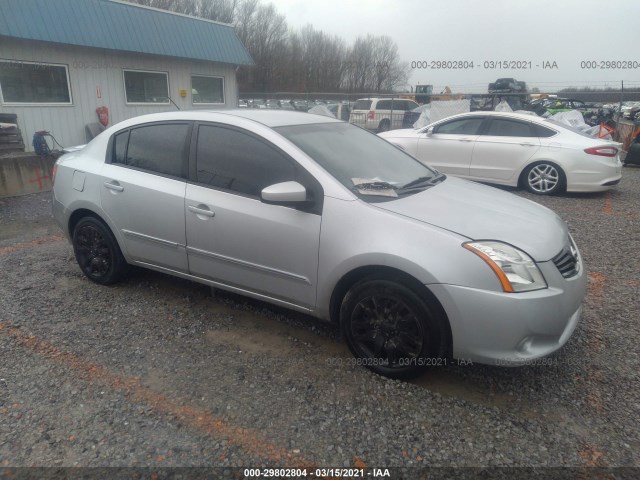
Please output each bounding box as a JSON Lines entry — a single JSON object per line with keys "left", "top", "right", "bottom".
{"left": 484, "top": 119, "right": 534, "bottom": 137}
{"left": 196, "top": 125, "right": 296, "bottom": 197}
{"left": 123, "top": 70, "right": 169, "bottom": 104}
{"left": 435, "top": 117, "right": 484, "bottom": 135}
{"left": 116, "top": 124, "right": 189, "bottom": 178}
{"left": 191, "top": 75, "right": 224, "bottom": 104}
{"left": 0, "top": 60, "right": 71, "bottom": 104}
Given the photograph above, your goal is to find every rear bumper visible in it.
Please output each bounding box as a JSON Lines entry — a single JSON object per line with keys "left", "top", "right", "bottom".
{"left": 566, "top": 159, "right": 622, "bottom": 192}
{"left": 52, "top": 196, "right": 71, "bottom": 241}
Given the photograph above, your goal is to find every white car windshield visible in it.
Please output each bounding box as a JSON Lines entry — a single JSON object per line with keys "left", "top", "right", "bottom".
{"left": 276, "top": 122, "right": 440, "bottom": 198}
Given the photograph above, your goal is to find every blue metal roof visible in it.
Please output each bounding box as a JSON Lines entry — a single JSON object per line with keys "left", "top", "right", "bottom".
{"left": 0, "top": 0, "right": 254, "bottom": 66}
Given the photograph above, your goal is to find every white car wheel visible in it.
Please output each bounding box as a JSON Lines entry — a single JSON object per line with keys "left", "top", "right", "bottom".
{"left": 524, "top": 162, "right": 564, "bottom": 195}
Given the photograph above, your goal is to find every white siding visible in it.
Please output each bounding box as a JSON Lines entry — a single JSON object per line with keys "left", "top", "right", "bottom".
{"left": 0, "top": 38, "right": 239, "bottom": 150}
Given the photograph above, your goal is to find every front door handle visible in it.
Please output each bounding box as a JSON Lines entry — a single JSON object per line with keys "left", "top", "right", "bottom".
{"left": 104, "top": 181, "right": 124, "bottom": 192}
{"left": 458, "top": 138, "right": 473, "bottom": 142}
{"left": 520, "top": 143, "right": 535, "bottom": 147}
{"left": 188, "top": 205, "right": 215, "bottom": 218}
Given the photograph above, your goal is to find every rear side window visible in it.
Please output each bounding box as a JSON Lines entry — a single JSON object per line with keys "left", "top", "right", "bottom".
{"left": 533, "top": 124, "right": 557, "bottom": 137}
{"left": 435, "top": 117, "right": 484, "bottom": 135}
{"left": 376, "top": 100, "right": 392, "bottom": 110}
{"left": 484, "top": 119, "right": 534, "bottom": 137}
{"left": 403, "top": 100, "right": 419, "bottom": 110}
{"left": 113, "top": 131, "right": 129, "bottom": 164}
{"left": 123, "top": 124, "right": 190, "bottom": 178}
{"left": 195, "top": 125, "right": 296, "bottom": 197}
{"left": 353, "top": 100, "right": 372, "bottom": 110}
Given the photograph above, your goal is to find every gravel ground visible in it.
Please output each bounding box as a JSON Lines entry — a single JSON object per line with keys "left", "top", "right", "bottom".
{"left": 0, "top": 168, "right": 639, "bottom": 476}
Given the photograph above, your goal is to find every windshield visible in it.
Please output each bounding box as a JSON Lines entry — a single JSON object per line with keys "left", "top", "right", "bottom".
{"left": 275, "top": 122, "right": 439, "bottom": 199}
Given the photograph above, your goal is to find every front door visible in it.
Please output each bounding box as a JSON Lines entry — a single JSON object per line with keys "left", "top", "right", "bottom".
{"left": 417, "top": 116, "right": 485, "bottom": 176}
{"left": 185, "top": 123, "right": 322, "bottom": 308}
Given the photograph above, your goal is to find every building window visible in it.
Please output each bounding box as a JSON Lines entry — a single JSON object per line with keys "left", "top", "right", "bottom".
{"left": 191, "top": 75, "right": 224, "bottom": 105}
{"left": 123, "top": 70, "right": 169, "bottom": 104}
{"left": 0, "top": 60, "right": 72, "bottom": 104}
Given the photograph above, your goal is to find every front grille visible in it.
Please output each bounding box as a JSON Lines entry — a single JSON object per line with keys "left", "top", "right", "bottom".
{"left": 552, "top": 240, "right": 580, "bottom": 278}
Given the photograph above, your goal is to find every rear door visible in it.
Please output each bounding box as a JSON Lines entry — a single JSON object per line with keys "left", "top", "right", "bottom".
{"left": 470, "top": 117, "right": 541, "bottom": 181}
{"left": 416, "top": 116, "right": 485, "bottom": 176}
{"left": 100, "top": 122, "right": 190, "bottom": 272}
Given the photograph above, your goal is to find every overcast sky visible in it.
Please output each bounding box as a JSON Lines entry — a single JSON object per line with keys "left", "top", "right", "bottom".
{"left": 273, "top": 0, "right": 640, "bottom": 93}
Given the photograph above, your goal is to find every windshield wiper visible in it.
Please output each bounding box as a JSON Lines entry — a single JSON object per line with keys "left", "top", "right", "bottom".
{"left": 398, "top": 173, "right": 446, "bottom": 193}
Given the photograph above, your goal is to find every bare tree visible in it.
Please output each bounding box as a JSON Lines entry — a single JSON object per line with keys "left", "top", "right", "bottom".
{"left": 124, "top": 0, "right": 408, "bottom": 94}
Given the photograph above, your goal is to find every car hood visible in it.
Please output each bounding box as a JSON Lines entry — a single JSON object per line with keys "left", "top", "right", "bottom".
{"left": 374, "top": 176, "right": 568, "bottom": 261}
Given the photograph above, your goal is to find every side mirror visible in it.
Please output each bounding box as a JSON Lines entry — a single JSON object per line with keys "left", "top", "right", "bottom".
{"left": 424, "top": 127, "right": 434, "bottom": 136}
{"left": 261, "top": 181, "right": 308, "bottom": 204}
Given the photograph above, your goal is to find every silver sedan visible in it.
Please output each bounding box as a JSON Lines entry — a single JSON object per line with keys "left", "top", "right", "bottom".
{"left": 52, "top": 110, "right": 586, "bottom": 378}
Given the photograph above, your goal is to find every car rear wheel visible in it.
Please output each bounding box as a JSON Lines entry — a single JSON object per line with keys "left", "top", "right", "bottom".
{"left": 340, "top": 275, "right": 447, "bottom": 379}
{"left": 523, "top": 162, "right": 564, "bottom": 195}
{"left": 72, "top": 216, "right": 127, "bottom": 285}
{"left": 377, "top": 119, "right": 391, "bottom": 133}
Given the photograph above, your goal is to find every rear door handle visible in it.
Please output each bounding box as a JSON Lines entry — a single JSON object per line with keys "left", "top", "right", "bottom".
{"left": 103, "top": 181, "right": 124, "bottom": 192}
{"left": 188, "top": 205, "right": 215, "bottom": 218}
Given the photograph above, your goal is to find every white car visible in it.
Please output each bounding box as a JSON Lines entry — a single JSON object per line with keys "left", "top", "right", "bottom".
{"left": 379, "top": 111, "right": 623, "bottom": 194}
{"left": 350, "top": 98, "right": 419, "bottom": 132}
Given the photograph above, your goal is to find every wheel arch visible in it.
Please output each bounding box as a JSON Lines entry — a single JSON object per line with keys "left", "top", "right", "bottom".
{"left": 328, "top": 265, "right": 453, "bottom": 355}
{"left": 67, "top": 207, "right": 129, "bottom": 259}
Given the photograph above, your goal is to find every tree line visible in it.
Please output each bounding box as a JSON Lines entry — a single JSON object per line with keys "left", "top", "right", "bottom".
{"left": 126, "top": 0, "right": 410, "bottom": 93}
{"left": 556, "top": 87, "right": 640, "bottom": 103}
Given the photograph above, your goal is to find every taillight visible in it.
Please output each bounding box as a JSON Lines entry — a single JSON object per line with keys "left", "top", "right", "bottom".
{"left": 51, "top": 163, "right": 58, "bottom": 185}
{"left": 367, "top": 111, "right": 375, "bottom": 120}
{"left": 584, "top": 146, "right": 618, "bottom": 157}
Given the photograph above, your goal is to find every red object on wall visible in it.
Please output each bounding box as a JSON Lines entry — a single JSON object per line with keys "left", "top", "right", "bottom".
{"left": 96, "top": 106, "right": 109, "bottom": 127}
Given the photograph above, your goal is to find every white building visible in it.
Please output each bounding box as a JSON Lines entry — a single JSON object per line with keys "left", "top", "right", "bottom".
{"left": 0, "top": 0, "right": 253, "bottom": 150}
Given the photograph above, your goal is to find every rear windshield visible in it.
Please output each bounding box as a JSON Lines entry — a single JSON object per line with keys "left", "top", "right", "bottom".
{"left": 353, "top": 100, "right": 372, "bottom": 110}
{"left": 544, "top": 119, "right": 592, "bottom": 138}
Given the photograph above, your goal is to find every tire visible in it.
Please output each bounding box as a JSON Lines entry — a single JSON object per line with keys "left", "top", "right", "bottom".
{"left": 72, "top": 216, "right": 128, "bottom": 285}
{"left": 522, "top": 161, "right": 565, "bottom": 195}
{"left": 377, "top": 119, "right": 391, "bottom": 133}
{"left": 340, "top": 275, "right": 447, "bottom": 379}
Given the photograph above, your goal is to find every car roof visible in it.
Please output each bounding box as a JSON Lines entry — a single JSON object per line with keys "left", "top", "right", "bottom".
{"left": 436, "top": 111, "right": 552, "bottom": 125}
{"left": 110, "top": 109, "right": 341, "bottom": 129}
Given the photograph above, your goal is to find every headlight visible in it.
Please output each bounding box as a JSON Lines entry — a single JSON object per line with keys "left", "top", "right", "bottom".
{"left": 463, "top": 241, "right": 547, "bottom": 293}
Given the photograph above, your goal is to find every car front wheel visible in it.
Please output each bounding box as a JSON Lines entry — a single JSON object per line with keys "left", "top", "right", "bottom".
{"left": 523, "top": 162, "right": 564, "bottom": 195}
{"left": 340, "top": 275, "right": 447, "bottom": 379}
{"left": 72, "top": 216, "right": 127, "bottom": 285}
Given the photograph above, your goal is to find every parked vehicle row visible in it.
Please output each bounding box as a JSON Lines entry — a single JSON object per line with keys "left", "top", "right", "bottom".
{"left": 53, "top": 110, "right": 587, "bottom": 379}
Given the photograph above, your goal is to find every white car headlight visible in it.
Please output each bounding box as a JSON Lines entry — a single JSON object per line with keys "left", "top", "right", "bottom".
{"left": 463, "top": 241, "right": 547, "bottom": 293}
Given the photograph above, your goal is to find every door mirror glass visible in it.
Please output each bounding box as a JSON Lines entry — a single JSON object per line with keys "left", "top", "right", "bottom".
{"left": 261, "top": 181, "right": 307, "bottom": 204}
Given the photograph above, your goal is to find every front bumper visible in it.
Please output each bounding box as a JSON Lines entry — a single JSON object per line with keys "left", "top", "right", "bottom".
{"left": 429, "top": 258, "right": 587, "bottom": 366}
